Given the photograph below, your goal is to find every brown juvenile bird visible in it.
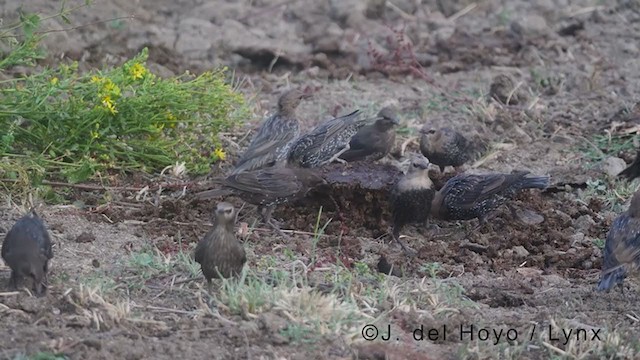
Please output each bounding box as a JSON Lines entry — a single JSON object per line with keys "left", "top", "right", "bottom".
{"left": 431, "top": 171, "right": 550, "bottom": 228}
{"left": 389, "top": 155, "right": 435, "bottom": 255}
{"left": 195, "top": 167, "right": 327, "bottom": 234}
{"left": 1, "top": 209, "right": 53, "bottom": 296}
{"left": 232, "top": 89, "right": 311, "bottom": 175}
{"left": 488, "top": 73, "right": 527, "bottom": 105}
{"left": 194, "top": 202, "right": 246, "bottom": 284}
{"left": 597, "top": 191, "right": 640, "bottom": 292}
{"left": 338, "top": 106, "right": 400, "bottom": 163}
{"left": 420, "top": 127, "right": 475, "bottom": 173}
{"left": 287, "top": 109, "right": 365, "bottom": 168}
{"left": 619, "top": 149, "right": 640, "bottom": 181}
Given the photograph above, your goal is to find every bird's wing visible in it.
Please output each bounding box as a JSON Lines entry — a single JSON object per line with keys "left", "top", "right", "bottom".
{"left": 293, "top": 110, "right": 362, "bottom": 155}
{"left": 224, "top": 170, "right": 302, "bottom": 197}
{"left": 443, "top": 174, "right": 513, "bottom": 210}
{"left": 234, "top": 115, "right": 299, "bottom": 172}
{"left": 194, "top": 238, "right": 207, "bottom": 264}
{"left": 339, "top": 126, "right": 382, "bottom": 161}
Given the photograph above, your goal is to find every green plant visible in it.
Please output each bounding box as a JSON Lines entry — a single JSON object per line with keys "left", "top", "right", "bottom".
{"left": 0, "top": 10, "right": 248, "bottom": 188}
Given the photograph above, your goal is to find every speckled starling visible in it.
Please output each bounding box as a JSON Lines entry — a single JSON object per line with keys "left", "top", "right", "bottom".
{"left": 431, "top": 171, "right": 550, "bottom": 227}
{"left": 338, "top": 106, "right": 400, "bottom": 163}
{"left": 195, "top": 167, "right": 326, "bottom": 234}
{"left": 232, "top": 89, "right": 311, "bottom": 175}
{"left": 287, "top": 109, "right": 365, "bottom": 168}
{"left": 1, "top": 209, "right": 53, "bottom": 296}
{"left": 597, "top": 191, "right": 640, "bottom": 292}
{"left": 194, "top": 202, "right": 246, "bottom": 283}
{"left": 619, "top": 149, "right": 640, "bottom": 181}
{"left": 420, "top": 127, "right": 474, "bottom": 173}
{"left": 389, "top": 154, "right": 434, "bottom": 254}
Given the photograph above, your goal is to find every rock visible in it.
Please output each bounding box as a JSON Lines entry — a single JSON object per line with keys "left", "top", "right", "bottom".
{"left": 575, "top": 215, "right": 596, "bottom": 233}
{"left": 596, "top": 156, "right": 627, "bottom": 178}
{"left": 75, "top": 231, "right": 96, "bottom": 243}
{"left": 258, "top": 313, "right": 290, "bottom": 345}
{"left": 569, "top": 232, "right": 585, "bottom": 246}
{"left": 516, "top": 208, "right": 544, "bottom": 225}
{"left": 512, "top": 245, "right": 530, "bottom": 258}
{"left": 510, "top": 14, "right": 549, "bottom": 37}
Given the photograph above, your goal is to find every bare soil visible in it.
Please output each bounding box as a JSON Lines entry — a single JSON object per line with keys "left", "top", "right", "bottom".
{"left": 2, "top": 0, "right": 640, "bottom": 359}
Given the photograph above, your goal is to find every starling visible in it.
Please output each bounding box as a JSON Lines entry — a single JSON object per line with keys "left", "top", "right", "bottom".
{"left": 194, "top": 202, "right": 246, "bottom": 283}
{"left": 389, "top": 154, "right": 435, "bottom": 255}
{"left": 195, "top": 167, "right": 327, "bottom": 234}
{"left": 488, "top": 74, "right": 527, "bottom": 105}
{"left": 431, "top": 171, "right": 550, "bottom": 228}
{"left": 1, "top": 209, "right": 53, "bottom": 296}
{"left": 596, "top": 191, "right": 640, "bottom": 292}
{"left": 338, "top": 106, "right": 400, "bottom": 163}
{"left": 419, "top": 127, "right": 475, "bottom": 173}
{"left": 287, "top": 109, "right": 365, "bottom": 168}
{"left": 232, "top": 89, "right": 311, "bottom": 175}
{"left": 619, "top": 149, "right": 640, "bottom": 181}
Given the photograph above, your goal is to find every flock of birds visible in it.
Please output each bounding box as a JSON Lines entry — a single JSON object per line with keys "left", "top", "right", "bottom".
{"left": 2, "top": 88, "right": 640, "bottom": 297}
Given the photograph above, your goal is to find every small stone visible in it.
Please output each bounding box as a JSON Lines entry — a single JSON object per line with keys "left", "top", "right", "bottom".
{"left": 75, "top": 231, "right": 95, "bottom": 243}
{"left": 596, "top": 156, "right": 627, "bottom": 178}
{"left": 570, "top": 232, "right": 585, "bottom": 246}
{"left": 512, "top": 245, "right": 530, "bottom": 258}
{"left": 575, "top": 215, "right": 596, "bottom": 233}
{"left": 92, "top": 259, "right": 101, "bottom": 268}
{"left": 510, "top": 14, "right": 549, "bottom": 36}
{"left": 516, "top": 208, "right": 544, "bottom": 225}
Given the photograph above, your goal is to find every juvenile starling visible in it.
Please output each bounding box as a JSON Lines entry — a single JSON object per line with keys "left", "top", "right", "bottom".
{"left": 597, "top": 191, "right": 640, "bottom": 292}
{"left": 195, "top": 167, "right": 327, "bottom": 234}
{"left": 1, "top": 209, "right": 53, "bottom": 296}
{"left": 287, "top": 109, "right": 365, "bottom": 168}
{"left": 419, "top": 127, "right": 474, "bottom": 173}
{"left": 389, "top": 154, "right": 435, "bottom": 255}
{"left": 194, "top": 202, "right": 246, "bottom": 283}
{"left": 431, "top": 171, "right": 550, "bottom": 228}
{"left": 338, "top": 106, "right": 400, "bottom": 163}
{"left": 232, "top": 89, "right": 311, "bottom": 175}
{"left": 619, "top": 149, "right": 640, "bottom": 181}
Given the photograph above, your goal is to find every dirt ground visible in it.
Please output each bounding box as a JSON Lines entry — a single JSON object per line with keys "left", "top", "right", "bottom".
{"left": 2, "top": 0, "right": 640, "bottom": 359}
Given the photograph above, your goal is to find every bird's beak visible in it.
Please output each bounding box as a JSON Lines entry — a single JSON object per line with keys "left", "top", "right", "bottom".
{"left": 391, "top": 117, "right": 400, "bottom": 125}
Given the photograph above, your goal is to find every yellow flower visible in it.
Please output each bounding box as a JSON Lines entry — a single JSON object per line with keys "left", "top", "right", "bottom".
{"left": 50, "top": 77, "right": 59, "bottom": 85}
{"left": 91, "top": 75, "right": 104, "bottom": 84}
{"left": 214, "top": 148, "right": 226, "bottom": 161}
{"left": 166, "top": 111, "right": 177, "bottom": 128}
{"left": 90, "top": 130, "right": 100, "bottom": 139}
{"left": 129, "top": 63, "right": 147, "bottom": 80}
{"left": 101, "top": 95, "right": 118, "bottom": 115}
{"left": 102, "top": 79, "right": 121, "bottom": 97}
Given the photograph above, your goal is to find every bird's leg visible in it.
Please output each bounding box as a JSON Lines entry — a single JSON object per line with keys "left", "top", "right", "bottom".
{"left": 327, "top": 144, "right": 351, "bottom": 165}
{"left": 262, "top": 205, "right": 288, "bottom": 237}
{"left": 391, "top": 226, "right": 417, "bottom": 257}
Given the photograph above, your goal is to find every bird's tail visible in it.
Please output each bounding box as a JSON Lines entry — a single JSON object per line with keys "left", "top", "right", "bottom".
{"left": 619, "top": 152, "right": 640, "bottom": 180}
{"left": 520, "top": 174, "right": 551, "bottom": 190}
{"left": 596, "top": 267, "right": 627, "bottom": 292}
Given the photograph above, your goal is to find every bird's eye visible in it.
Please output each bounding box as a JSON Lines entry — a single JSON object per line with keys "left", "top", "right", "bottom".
{"left": 412, "top": 162, "right": 419, "bottom": 168}
{"left": 225, "top": 208, "right": 233, "bottom": 214}
{"left": 427, "top": 129, "right": 436, "bottom": 134}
